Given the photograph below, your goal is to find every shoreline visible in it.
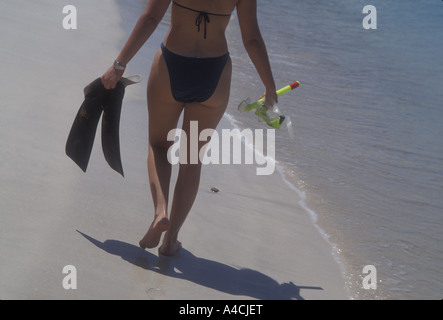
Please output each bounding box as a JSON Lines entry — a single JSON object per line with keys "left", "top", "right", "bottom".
{"left": 218, "top": 115, "right": 351, "bottom": 299}
{"left": 222, "top": 112, "right": 350, "bottom": 289}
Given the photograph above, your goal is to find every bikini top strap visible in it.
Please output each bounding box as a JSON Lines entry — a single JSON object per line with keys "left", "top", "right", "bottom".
{"left": 172, "top": 1, "right": 231, "bottom": 39}
{"left": 172, "top": 1, "right": 231, "bottom": 17}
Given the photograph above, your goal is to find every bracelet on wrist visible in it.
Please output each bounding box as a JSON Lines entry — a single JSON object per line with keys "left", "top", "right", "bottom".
{"left": 114, "top": 60, "right": 126, "bottom": 71}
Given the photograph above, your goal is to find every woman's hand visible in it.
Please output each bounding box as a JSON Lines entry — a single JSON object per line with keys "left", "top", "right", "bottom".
{"left": 263, "top": 88, "right": 278, "bottom": 110}
{"left": 101, "top": 64, "right": 124, "bottom": 90}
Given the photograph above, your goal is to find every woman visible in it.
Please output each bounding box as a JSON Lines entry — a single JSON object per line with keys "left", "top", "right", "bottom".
{"left": 101, "top": 0, "right": 277, "bottom": 256}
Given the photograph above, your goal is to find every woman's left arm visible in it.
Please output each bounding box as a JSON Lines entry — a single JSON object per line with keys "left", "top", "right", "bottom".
{"left": 102, "top": 0, "right": 171, "bottom": 89}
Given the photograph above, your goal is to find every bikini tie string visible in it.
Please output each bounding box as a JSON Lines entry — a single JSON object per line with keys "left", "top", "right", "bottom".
{"left": 195, "top": 11, "right": 210, "bottom": 39}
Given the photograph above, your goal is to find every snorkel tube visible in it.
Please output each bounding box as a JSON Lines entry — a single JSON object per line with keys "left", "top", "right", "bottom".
{"left": 238, "top": 81, "right": 300, "bottom": 130}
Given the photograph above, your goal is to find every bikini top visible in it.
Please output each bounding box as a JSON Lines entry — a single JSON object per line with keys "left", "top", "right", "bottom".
{"left": 173, "top": 1, "right": 231, "bottom": 39}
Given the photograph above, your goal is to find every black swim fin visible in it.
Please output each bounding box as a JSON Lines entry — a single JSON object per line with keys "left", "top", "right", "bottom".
{"left": 66, "top": 75, "right": 141, "bottom": 175}
{"left": 65, "top": 78, "right": 105, "bottom": 173}
{"left": 101, "top": 81, "right": 125, "bottom": 177}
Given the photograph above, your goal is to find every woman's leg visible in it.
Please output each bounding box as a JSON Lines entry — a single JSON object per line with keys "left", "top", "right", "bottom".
{"left": 159, "top": 59, "right": 232, "bottom": 256}
{"left": 139, "top": 49, "right": 184, "bottom": 249}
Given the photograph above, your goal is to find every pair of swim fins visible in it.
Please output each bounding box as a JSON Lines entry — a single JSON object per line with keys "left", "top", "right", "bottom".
{"left": 65, "top": 76, "right": 141, "bottom": 177}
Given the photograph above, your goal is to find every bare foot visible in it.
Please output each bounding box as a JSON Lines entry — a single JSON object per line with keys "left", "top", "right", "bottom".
{"left": 139, "top": 216, "right": 170, "bottom": 249}
{"left": 159, "top": 240, "right": 182, "bottom": 257}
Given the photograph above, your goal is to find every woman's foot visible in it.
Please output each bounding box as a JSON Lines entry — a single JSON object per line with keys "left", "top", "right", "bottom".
{"left": 139, "top": 215, "right": 170, "bottom": 249}
{"left": 159, "top": 239, "right": 182, "bottom": 256}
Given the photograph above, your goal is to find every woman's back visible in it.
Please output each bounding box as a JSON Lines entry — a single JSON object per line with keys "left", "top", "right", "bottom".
{"left": 165, "top": 0, "right": 238, "bottom": 57}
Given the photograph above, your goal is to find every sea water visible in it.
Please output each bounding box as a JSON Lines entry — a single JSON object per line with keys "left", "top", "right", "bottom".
{"left": 120, "top": 0, "right": 442, "bottom": 299}
{"left": 224, "top": 0, "right": 442, "bottom": 299}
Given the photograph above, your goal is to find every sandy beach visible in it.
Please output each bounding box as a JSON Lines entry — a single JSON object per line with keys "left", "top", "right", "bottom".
{"left": 0, "top": 0, "right": 349, "bottom": 300}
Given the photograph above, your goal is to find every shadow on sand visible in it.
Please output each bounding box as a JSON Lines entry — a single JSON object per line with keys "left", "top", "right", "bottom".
{"left": 77, "top": 230, "right": 322, "bottom": 300}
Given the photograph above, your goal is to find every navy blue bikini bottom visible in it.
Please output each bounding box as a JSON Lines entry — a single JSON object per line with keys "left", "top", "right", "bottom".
{"left": 161, "top": 43, "right": 230, "bottom": 103}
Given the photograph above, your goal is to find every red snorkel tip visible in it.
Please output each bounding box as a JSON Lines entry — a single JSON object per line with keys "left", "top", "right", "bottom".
{"left": 290, "top": 81, "right": 300, "bottom": 90}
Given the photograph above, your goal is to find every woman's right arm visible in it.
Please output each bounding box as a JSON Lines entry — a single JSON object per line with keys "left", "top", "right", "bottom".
{"left": 236, "top": 0, "right": 277, "bottom": 105}
{"left": 102, "top": 0, "right": 171, "bottom": 89}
